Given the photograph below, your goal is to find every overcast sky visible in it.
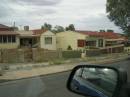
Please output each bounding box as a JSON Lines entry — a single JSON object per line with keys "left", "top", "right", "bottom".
{"left": 0, "top": 0, "right": 122, "bottom": 32}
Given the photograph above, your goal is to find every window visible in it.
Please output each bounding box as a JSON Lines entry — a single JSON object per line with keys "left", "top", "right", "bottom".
{"left": 77, "top": 40, "right": 85, "bottom": 47}
{"left": 8, "top": 36, "right": 12, "bottom": 43}
{"left": 0, "top": 36, "right": 2, "bottom": 43}
{"left": 98, "top": 39, "right": 103, "bottom": 47}
{"left": 86, "top": 41, "right": 96, "bottom": 47}
{"left": 0, "top": 35, "right": 16, "bottom": 43}
{"left": 12, "top": 35, "right": 16, "bottom": 43}
{"left": 3, "top": 36, "right": 7, "bottom": 43}
{"left": 45, "top": 37, "right": 52, "bottom": 44}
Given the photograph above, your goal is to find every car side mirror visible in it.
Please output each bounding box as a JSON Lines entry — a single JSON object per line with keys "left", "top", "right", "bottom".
{"left": 67, "top": 65, "right": 127, "bottom": 97}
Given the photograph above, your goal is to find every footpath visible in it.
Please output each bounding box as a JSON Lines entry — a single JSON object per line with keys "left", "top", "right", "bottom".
{"left": 0, "top": 53, "right": 129, "bottom": 80}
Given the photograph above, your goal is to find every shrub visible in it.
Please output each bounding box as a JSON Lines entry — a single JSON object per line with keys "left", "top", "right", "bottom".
{"left": 62, "top": 50, "right": 81, "bottom": 58}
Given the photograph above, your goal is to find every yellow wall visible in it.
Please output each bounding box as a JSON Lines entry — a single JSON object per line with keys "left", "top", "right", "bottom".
{"left": 0, "top": 36, "right": 20, "bottom": 49}
{"left": 56, "top": 31, "right": 86, "bottom": 50}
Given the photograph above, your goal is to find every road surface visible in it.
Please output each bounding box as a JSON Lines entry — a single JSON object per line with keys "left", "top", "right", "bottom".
{"left": 0, "top": 59, "right": 129, "bottom": 97}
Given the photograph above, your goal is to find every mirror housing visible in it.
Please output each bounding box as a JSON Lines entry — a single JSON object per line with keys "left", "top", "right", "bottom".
{"left": 67, "top": 65, "right": 127, "bottom": 97}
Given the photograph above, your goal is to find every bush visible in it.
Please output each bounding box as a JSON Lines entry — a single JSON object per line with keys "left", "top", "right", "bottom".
{"left": 62, "top": 51, "right": 81, "bottom": 58}
{"left": 67, "top": 45, "right": 72, "bottom": 50}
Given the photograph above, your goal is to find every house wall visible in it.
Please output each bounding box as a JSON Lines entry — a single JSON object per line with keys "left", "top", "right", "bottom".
{"left": 0, "top": 36, "right": 20, "bottom": 49}
{"left": 40, "top": 31, "right": 56, "bottom": 50}
{"left": 84, "top": 37, "right": 106, "bottom": 49}
{"left": 56, "top": 31, "right": 86, "bottom": 50}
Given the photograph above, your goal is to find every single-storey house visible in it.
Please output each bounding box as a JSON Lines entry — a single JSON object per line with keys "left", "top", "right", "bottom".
{"left": 17, "top": 29, "right": 56, "bottom": 50}
{"left": 0, "top": 24, "right": 15, "bottom": 31}
{"left": 0, "top": 31, "right": 19, "bottom": 49}
{"left": 56, "top": 31, "right": 125, "bottom": 51}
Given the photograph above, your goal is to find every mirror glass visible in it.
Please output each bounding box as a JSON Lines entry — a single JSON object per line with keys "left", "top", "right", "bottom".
{"left": 70, "top": 67, "right": 118, "bottom": 97}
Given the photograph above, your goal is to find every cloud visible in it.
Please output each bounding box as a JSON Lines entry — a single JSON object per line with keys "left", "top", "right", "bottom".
{"left": 13, "top": 0, "right": 62, "bottom": 6}
{"left": 75, "top": 14, "right": 122, "bottom": 32}
{"left": 0, "top": 0, "right": 122, "bottom": 32}
{"left": 0, "top": 1, "right": 13, "bottom": 18}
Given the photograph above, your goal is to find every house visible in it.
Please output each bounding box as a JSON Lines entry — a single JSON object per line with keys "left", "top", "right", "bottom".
{"left": 17, "top": 29, "right": 56, "bottom": 50}
{"left": 56, "top": 31, "right": 87, "bottom": 50}
{"left": 32, "top": 29, "right": 56, "bottom": 50}
{"left": 56, "top": 31, "right": 107, "bottom": 50}
{"left": 0, "top": 24, "right": 15, "bottom": 31}
{"left": 17, "top": 30, "right": 39, "bottom": 48}
{"left": 56, "top": 31, "right": 125, "bottom": 51}
{"left": 0, "top": 24, "right": 19, "bottom": 49}
{"left": 0, "top": 31, "right": 19, "bottom": 49}
{"left": 77, "top": 30, "right": 125, "bottom": 48}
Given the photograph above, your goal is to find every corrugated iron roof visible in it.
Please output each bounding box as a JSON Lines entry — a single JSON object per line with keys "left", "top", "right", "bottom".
{"left": 32, "top": 29, "right": 48, "bottom": 35}
{"left": 0, "top": 31, "right": 19, "bottom": 35}
{"left": 76, "top": 30, "right": 124, "bottom": 39}
{"left": 0, "top": 24, "right": 10, "bottom": 28}
{"left": 17, "top": 31, "right": 39, "bottom": 37}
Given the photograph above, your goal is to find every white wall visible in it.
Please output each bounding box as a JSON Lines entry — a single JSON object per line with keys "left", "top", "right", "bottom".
{"left": 40, "top": 31, "right": 56, "bottom": 50}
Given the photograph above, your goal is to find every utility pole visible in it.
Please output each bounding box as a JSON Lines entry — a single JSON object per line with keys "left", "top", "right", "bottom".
{"left": 13, "top": 22, "right": 15, "bottom": 27}
{"left": 19, "top": 25, "right": 22, "bottom": 30}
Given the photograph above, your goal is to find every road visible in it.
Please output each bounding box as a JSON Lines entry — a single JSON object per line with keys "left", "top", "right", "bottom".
{"left": 0, "top": 59, "right": 129, "bottom": 97}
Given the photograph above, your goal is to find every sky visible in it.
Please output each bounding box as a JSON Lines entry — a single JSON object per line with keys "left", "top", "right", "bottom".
{"left": 0, "top": 0, "right": 122, "bottom": 32}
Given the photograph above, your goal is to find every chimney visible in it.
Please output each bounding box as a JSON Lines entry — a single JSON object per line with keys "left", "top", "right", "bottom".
{"left": 24, "top": 26, "right": 29, "bottom": 31}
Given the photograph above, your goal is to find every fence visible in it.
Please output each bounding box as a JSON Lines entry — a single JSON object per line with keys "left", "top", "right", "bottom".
{"left": 32, "top": 48, "right": 62, "bottom": 62}
{"left": 86, "top": 46, "right": 124, "bottom": 56}
{"left": 124, "top": 47, "right": 130, "bottom": 53}
{"left": 0, "top": 49, "right": 82, "bottom": 63}
{"left": 0, "top": 45, "right": 125, "bottom": 63}
{"left": 62, "top": 50, "right": 82, "bottom": 59}
{"left": 0, "top": 48, "right": 61, "bottom": 63}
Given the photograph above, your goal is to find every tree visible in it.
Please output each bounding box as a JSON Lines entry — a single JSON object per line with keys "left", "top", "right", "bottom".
{"left": 107, "top": 29, "right": 114, "bottom": 32}
{"left": 106, "top": 0, "right": 130, "bottom": 37}
{"left": 65, "top": 24, "right": 75, "bottom": 31}
{"left": 52, "top": 25, "right": 65, "bottom": 33}
{"left": 41, "top": 23, "right": 52, "bottom": 30}
{"left": 65, "top": 27, "right": 69, "bottom": 31}
{"left": 99, "top": 30, "right": 106, "bottom": 32}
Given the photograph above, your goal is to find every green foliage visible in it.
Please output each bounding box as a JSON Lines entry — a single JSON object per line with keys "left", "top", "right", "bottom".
{"left": 62, "top": 51, "right": 81, "bottom": 58}
{"left": 41, "top": 23, "right": 52, "bottom": 30}
{"left": 99, "top": 30, "right": 106, "bottom": 32}
{"left": 67, "top": 45, "right": 72, "bottom": 50}
{"left": 107, "top": 29, "right": 114, "bottom": 32}
{"left": 106, "top": 0, "right": 130, "bottom": 37}
{"left": 65, "top": 24, "right": 75, "bottom": 31}
{"left": 52, "top": 25, "right": 65, "bottom": 33}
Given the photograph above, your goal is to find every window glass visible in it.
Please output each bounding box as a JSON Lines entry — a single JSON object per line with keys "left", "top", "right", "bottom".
{"left": 12, "top": 35, "right": 16, "bottom": 43}
{"left": 98, "top": 39, "right": 103, "bottom": 47}
{"left": 0, "top": 36, "right": 2, "bottom": 43}
{"left": 45, "top": 37, "right": 52, "bottom": 44}
{"left": 8, "top": 35, "right": 12, "bottom": 43}
{"left": 3, "top": 35, "right": 7, "bottom": 43}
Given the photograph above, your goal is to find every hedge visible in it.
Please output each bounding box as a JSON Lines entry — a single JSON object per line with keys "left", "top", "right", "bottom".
{"left": 62, "top": 50, "right": 82, "bottom": 58}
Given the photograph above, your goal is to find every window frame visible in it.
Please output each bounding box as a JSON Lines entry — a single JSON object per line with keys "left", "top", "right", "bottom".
{"left": 45, "top": 37, "right": 53, "bottom": 45}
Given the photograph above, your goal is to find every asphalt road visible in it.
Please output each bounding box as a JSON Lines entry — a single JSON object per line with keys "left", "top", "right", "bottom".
{"left": 0, "top": 59, "right": 130, "bottom": 97}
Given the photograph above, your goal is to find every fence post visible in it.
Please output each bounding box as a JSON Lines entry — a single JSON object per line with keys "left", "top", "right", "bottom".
{"left": 18, "top": 49, "right": 25, "bottom": 63}
{"left": 58, "top": 49, "right": 62, "bottom": 58}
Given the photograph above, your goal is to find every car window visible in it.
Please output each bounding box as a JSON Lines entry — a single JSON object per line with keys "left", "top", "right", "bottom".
{"left": 0, "top": 0, "right": 129, "bottom": 97}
